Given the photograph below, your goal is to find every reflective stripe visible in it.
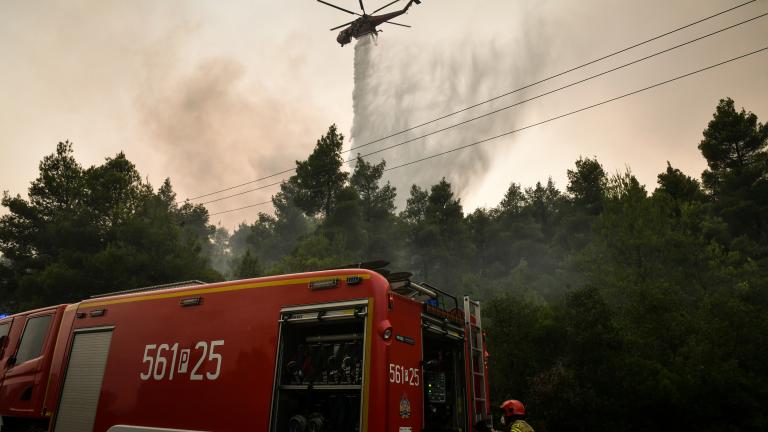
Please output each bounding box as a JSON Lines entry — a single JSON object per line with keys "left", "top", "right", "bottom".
{"left": 108, "top": 427, "right": 207, "bottom": 432}
{"left": 510, "top": 420, "right": 534, "bottom": 432}
{"left": 360, "top": 297, "right": 374, "bottom": 432}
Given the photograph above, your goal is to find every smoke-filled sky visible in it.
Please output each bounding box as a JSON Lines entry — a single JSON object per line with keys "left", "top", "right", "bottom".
{"left": 1, "top": 0, "right": 767, "bottom": 229}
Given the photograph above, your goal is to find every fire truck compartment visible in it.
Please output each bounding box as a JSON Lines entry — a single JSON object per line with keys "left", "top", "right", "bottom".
{"left": 270, "top": 300, "right": 368, "bottom": 432}
{"left": 422, "top": 324, "right": 468, "bottom": 432}
{"left": 53, "top": 327, "right": 114, "bottom": 432}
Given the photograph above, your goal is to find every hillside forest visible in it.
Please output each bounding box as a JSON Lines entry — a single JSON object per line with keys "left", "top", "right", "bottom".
{"left": 1, "top": 98, "right": 767, "bottom": 431}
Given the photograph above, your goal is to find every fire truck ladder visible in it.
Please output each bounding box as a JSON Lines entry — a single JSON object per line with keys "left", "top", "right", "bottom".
{"left": 464, "top": 295, "right": 488, "bottom": 424}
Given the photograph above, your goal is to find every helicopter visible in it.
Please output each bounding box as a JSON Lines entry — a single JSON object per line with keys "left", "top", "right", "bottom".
{"left": 317, "top": 0, "right": 421, "bottom": 46}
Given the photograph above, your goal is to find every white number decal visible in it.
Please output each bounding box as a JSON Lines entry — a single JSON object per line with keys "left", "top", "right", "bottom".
{"left": 178, "top": 349, "right": 190, "bottom": 373}
{"left": 207, "top": 340, "right": 224, "bottom": 380}
{"left": 153, "top": 344, "right": 169, "bottom": 380}
{"left": 139, "top": 340, "right": 223, "bottom": 382}
{"left": 388, "top": 363, "right": 420, "bottom": 386}
{"left": 190, "top": 341, "right": 208, "bottom": 381}
{"left": 168, "top": 343, "right": 179, "bottom": 380}
{"left": 140, "top": 344, "right": 156, "bottom": 381}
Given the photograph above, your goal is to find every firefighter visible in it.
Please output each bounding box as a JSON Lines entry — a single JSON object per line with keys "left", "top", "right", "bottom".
{"left": 499, "top": 400, "right": 534, "bottom": 432}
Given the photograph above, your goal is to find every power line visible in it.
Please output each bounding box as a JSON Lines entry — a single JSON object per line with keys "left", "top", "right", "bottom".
{"left": 209, "top": 200, "right": 273, "bottom": 217}
{"left": 382, "top": 46, "right": 768, "bottom": 173}
{"left": 187, "top": 0, "right": 758, "bottom": 203}
{"left": 201, "top": 180, "right": 285, "bottom": 205}
{"left": 346, "top": 0, "right": 759, "bottom": 154}
{"left": 353, "top": 13, "right": 767, "bottom": 160}
{"left": 209, "top": 45, "right": 768, "bottom": 217}
{"left": 201, "top": 11, "right": 767, "bottom": 207}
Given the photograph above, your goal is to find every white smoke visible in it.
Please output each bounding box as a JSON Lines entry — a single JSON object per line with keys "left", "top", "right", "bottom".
{"left": 350, "top": 26, "right": 548, "bottom": 207}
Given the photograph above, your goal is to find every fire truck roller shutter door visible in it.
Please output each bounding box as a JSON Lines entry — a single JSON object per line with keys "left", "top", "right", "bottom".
{"left": 54, "top": 327, "right": 114, "bottom": 432}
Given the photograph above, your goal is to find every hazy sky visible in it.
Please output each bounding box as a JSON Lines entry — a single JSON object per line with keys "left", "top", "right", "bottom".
{"left": 1, "top": 0, "right": 767, "bottom": 229}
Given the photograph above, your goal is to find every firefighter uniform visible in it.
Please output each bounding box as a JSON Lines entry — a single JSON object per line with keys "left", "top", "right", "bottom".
{"left": 500, "top": 400, "right": 534, "bottom": 432}
{"left": 509, "top": 419, "right": 534, "bottom": 432}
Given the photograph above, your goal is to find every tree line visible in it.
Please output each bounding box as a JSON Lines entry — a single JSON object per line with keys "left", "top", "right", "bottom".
{"left": 1, "top": 98, "right": 766, "bottom": 430}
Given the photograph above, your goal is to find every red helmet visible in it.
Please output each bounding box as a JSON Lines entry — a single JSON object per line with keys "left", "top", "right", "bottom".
{"left": 500, "top": 399, "right": 525, "bottom": 417}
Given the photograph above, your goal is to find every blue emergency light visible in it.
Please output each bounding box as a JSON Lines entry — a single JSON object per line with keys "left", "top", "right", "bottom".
{"left": 0, "top": 314, "right": 8, "bottom": 319}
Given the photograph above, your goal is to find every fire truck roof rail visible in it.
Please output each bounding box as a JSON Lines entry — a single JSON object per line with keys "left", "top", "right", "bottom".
{"left": 323, "top": 260, "right": 394, "bottom": 278}
{"left": 89, "top": 280, "right": 207, "bottom": 299}
{"left": 325, "top": 260, "right": 390, "bottom": 271}
{"left": 408, "top": 282, "right": 438, "bottom": 298}
{"left": 420, "top": 282, "right": 460, "bottom": 312}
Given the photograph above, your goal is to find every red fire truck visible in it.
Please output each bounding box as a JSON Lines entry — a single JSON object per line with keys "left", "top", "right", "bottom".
{"left": 0, "top": 264, "right": 491, "bottom": 432}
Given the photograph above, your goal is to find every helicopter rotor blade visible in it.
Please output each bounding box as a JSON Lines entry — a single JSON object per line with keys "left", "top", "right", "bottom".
{"left": 384, "top": 21, "right": 411, "bottom": 28}
{"left": 372, "top": 0, "right": 400, "bottom": 14}
{"left": 330, "top": 20, "right": 355, "bottom": 31}
{"left": 359, "top": 0, "right": 366, "bottom": 14}
{"left": 316, "top": 0, "right": 361, "bottom": 16}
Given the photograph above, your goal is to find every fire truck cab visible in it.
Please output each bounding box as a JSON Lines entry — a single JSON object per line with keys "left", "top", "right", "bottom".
{"left": 0, "top": 305, "right": 67, "bottom": 432}
{"left": 1, "top": 266, "right": 491, "bottom": 432}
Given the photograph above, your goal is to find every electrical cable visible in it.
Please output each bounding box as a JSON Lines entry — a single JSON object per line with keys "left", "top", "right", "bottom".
{"left": 209, "top": 200, "right": 273, "bottom": 216}
{"left": 201, "top": 11, "right": 767, "bottom": 206}
{"left": 382, "top": 46, "right": 768, "bottom": 173}
{"left": 187, "top": 0, "right": 758, "bottom": 203}
{"left": 208, "top": 45, "right": 768, "bottom": 217}
{"left": 347, "top": 0, "right": 759, "bottom": 154}
{"left": 201, "top": 180, "right": 285, "bottom": 205}
{"left": 353, "top": 12, "right": 768, "bottom": 161}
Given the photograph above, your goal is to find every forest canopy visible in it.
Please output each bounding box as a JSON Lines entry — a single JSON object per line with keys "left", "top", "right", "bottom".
{"left": 1, "top": 97, "right": 766, "bottom": 431}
